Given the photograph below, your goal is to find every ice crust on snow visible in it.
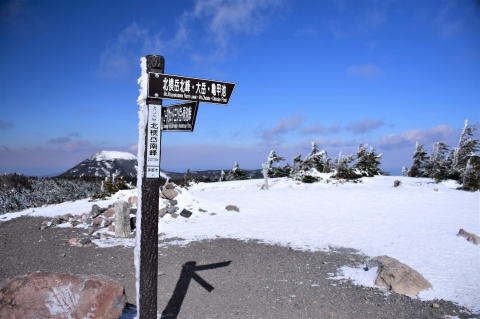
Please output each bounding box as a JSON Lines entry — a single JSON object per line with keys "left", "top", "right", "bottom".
{"left": 89, "top": 151, "right": 136, "bottom": 161}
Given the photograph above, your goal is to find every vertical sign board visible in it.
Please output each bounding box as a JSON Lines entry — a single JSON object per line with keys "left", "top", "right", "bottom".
{"left": 148, "top": 73, "right": 235, "bottom": 105}
{"left": 161, "top": 101, "right": 199, "bottom": 132}
{"left": 146, "top": 104, "right": 161, "bottom": 178}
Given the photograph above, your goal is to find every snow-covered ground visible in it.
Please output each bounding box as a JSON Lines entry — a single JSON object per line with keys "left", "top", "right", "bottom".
{"left": 1, "top": 176, "right": 479, "bottom": 313}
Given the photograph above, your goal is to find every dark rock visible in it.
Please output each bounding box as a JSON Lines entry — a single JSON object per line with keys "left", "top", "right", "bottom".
{"left": 199, "top": 208, "right": 207, "bottom": 212}
{"left": 225, "top": 205, "right": 240, "bottom": 212}
{"left": 0, "top": 272, "right": 126, "bottom": 319}
{"left": 394, "top": 180, "right": 401, "bottom": 187}
{"left": 90, "top": 204, "right": 102, "bottom": 218}
{"left": 130, "top": 217, "right": 136, "bottom": 230}
{"left": 169, "top": 199, "right": 178, "bottom": 206}
{"left": 180, "top": 209, "right": 192, "bottom": 218}
{"left": 79, "top": 237, "right": 92, "bottom": 245}
{"left": 159, "top": 208, "right": 168, "bottom": 218}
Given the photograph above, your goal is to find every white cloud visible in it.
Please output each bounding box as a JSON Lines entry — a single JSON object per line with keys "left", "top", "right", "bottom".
{"left": 378, "top": 125, "right": 456, "bottom": 150}
{"left": 259, "top": 115, "right": 303, "bottom": 144}
{"left": 346, "top": 118, "right": 385, "bottom": 134}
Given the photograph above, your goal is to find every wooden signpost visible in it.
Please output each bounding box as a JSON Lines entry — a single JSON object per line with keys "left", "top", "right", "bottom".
{"left": 136, "top": 55, "right": 235, "bottom": 319}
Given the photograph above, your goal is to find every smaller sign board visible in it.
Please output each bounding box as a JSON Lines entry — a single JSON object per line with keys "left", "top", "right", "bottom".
{"left": 146, "top": 104, "right": 161, "bottom": 178}
{"left": 161, "top": 101, "right": 199, "bottom": 132}
{"left": 148, "top": 73, "right": 235, "bottom": 105}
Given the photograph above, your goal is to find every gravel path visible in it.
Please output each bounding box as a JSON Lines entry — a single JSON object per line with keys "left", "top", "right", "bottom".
{"left": 0, "top": 217, "right": 476, "bottom": 319}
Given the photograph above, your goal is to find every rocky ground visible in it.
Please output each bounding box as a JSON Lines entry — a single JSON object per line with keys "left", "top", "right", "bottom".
{"left": 0, "top": 216, "right": 476, "bottom": 319}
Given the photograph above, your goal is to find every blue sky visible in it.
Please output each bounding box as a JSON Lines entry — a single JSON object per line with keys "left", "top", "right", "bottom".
{"left": 1, "top": 0, "right": 479, "bottom": 176}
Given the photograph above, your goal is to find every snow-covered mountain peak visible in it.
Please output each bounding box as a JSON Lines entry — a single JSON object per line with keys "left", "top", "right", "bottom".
{"left": 89, "top": 151, "right": 136, "bottom": 162}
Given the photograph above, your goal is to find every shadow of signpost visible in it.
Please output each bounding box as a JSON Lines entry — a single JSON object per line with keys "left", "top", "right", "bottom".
{"left": 160, "top": 260, "right": 232, "bottom": 319}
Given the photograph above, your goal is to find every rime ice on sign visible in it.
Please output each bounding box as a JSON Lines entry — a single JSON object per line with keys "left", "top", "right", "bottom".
{"left": 146, "top": 104, "right": 161, "bottom": 178}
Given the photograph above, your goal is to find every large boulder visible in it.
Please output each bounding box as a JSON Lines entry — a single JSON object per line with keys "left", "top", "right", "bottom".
{"left": 0, "top": 272, "right": 126, "bottom": 319}
{"left": 367, "top": 256, "right": 432, "bottom": 296}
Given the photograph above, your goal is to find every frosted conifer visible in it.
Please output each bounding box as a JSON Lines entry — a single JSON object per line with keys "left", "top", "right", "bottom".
{"left": 408, "top": 142, "right": 429, "bottom": 177}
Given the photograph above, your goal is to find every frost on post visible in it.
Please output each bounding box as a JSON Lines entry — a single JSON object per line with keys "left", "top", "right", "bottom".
{"left": 134, "top": 56, "right": 148, "bottom": 316}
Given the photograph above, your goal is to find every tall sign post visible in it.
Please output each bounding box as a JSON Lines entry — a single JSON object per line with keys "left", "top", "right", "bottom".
{"left": 136, "top": 54, "right": 164, "bottom": 319}
{"left": 136, "top": 54, "right": 235, "bottom": 319}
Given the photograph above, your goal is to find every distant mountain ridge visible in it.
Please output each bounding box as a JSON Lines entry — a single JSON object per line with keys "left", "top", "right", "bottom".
{"left": 59, "top": 151, "right": 138, "bottom": 178}
{"left": 59, "top": 150, "right": 262, "bottom": 181}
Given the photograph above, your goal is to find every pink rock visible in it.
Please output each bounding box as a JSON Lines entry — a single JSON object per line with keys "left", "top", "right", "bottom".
{"left": 103, "top": 208, "right": 116, "bottom": 218}
{"left": 0, "top": 272, "right": 126, "bottom": 319}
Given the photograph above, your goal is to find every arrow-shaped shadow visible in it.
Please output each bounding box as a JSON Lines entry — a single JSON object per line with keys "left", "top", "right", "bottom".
{"left": 160, "top": 260, "right": 232, "bottom": 319}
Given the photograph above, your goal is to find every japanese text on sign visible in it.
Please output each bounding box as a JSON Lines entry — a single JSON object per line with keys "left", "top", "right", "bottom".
{"left": 146, "top": 104, "right": 161, "bottom": 178}
{"left": 148, "top": 73, "right": 235, "bottom": 105}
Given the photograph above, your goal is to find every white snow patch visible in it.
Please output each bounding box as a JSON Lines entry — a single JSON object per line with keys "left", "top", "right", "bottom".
{"left": 89, "top": 151, "right": 136, "bottom": 161}
{"left": 331, "top": 266, "right": 380, "bottom": 289}
{"left": 46, "top": 283, "right": 79, "bottom": 318}
{"left": 156, "top": 176, "right": 480, "bottom": 313}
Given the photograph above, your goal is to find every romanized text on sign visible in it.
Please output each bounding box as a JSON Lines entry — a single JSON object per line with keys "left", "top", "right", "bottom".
{"left": 148, "top": 73, "right": 235, "bottom": 105}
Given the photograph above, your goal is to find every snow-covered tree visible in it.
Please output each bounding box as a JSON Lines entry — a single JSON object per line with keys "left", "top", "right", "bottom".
{"left": 300, "top": 142, "right": 330, "bottom": 173}
{"left": 408, "top": 142, "right": 429, "bottom": 177}
{"left": 426, "top": 142, "right": 450, "bottom": 181}
{"left": 227, "top": 162, "right": 248, "bottom": 180}
{"left": 453, "top": 120, "right": 479, "bottom": 175}
{"left": 184, "top": 169, "right": 192, "bottom": 185}
{"left": 462, "top": 155, "right": 480, "bottom": 191}
{"left": 218, "top": 169, "right": 225, "bottom": 182}
{"left": 266, "top": 150, "right": 287, "bottom": 177}
{"left": 354, "top": 144, "right": 383, "bottom": 177}
{"left": 402, "top": 167, "right": 409, "bottom": 176}
{"left": 333, "top": 152, "right": 359, "bottom": 180}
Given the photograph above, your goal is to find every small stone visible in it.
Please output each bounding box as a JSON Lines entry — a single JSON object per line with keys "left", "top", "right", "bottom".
{"left": 92, "top": 217, "right": 103, "bottom": 227}
{"left": 71, "top": 220, "right": 80, "bottom": 227}
{"left": 225, "top": 205, "right": 240, "bottom": 212}
{"left": 433, "top": 188, "right": 438, "bottom": 192}
{"left": 209, "top": 213, "right": 216, "bottom": 216}
{"left": 162, "top": 189, "right": 178, "bottom": 200}
{"left": 169, "top": 199, "right": 178, "bottom": 206}
{"left": 90, "top": 204, "right": 102, "bottom": 218}
{"left": 50, "top": 218, "right": 61, "bottom": 226}
{"left": 180, "top": 209, "right": 192, "bottom": 218}
{"left": 159, "top": 208, "right": 168, "bottom": 218}
{"left": 79, "top": 237, "right": 92, "bottom": 245}
{"left": 432, "top": 303, "right": 440, "bottom": 308}
{"left": 393, "top": 180, "right": 401, "bottom": 188}
{"left": 68, "top": 238, "right": 79, "bottom": 246}
{"left": 128, "top": 196, "right": 138, "bottom": 208}
{"left": 166, "top": 206, "right": 178, "bottom": 214}
{"left": 102, "top": 208, "right": 115, "bottom": 218}
{"left": 170, "top": 213, "right": 179, "bottom": 219}
{"left": 87, "top": 227, "right": 95, "bottom": 235}
{"left": 199, "top": 208, "right": 207, "bottom": 212}
{"left": 163, "top": 183, "right": 175, "bottom": 190}
{"left": 103, "top": 219, "right": 113, "bottom": 228}
{"left": 60, "top": 253, "right": 66, "bottom": 257}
